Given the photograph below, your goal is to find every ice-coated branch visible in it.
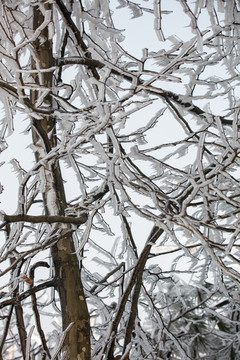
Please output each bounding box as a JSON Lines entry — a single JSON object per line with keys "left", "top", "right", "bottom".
{"left": 103, "top": 226, "right": 164, "bottom": 359}
{"left": 55, "top": 55, "right": 233, "bottom": 128}
{"left": 0, "top": 305, "right": 14, "bottom": 355}
{"left": 29, "top": 262, "right": 51, "bottom": 359}
{"left": 0, "top": 280, "right": 55, "bottom": 310}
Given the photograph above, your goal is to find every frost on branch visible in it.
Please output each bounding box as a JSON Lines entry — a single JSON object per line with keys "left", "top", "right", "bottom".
{"left": 1, "top": 0, "right": 240, "bottom": 359}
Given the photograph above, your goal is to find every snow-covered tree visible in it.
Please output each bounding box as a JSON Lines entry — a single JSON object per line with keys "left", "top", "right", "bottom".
{"left": 0, "top": 0, "right": 240, "bottom": 359}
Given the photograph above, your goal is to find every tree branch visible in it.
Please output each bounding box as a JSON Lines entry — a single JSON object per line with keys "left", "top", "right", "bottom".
{"left": 0, "top": 280, "right": 55, "bottom": 309}
{"left": 57, "top": 56, "right": 104, "bottom": 69}
{"left": 3, "top": 213, "right": 88, "bottom": 225}
{"left": 55, "top": 0, "right": 100, "bottom": 81}
{"left": 0, "top": 305, "right": 14, "bottom": 359}
{"left": 56, "top": 56, "right": 233, "bottom": 126}
{"left": 29, "top": 262, "right": 51, "bottom": 359}
{"left": 105, "top": 226, "right": 164, "bottom": 360}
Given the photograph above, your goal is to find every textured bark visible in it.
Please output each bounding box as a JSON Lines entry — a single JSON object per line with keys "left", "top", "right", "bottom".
{"left": 4, "top": 214, "right": 88, "bottom": 225}
{"left": 30, "top": 3, "right": 90, "bottom": 359}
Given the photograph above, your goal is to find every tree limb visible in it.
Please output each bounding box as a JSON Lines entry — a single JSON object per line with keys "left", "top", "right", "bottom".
{"left": 105, "top": 226, "right": 164, "bottom": 360}
{"left": 0, "top": 280, "right": 55, "bottom": 309}
{"left": 29, "top": 262, "right": 51, "bottom": 359}
{"left": 3, "top": 213, "right": 88, "bottom": 225}
{"left": 0, "top": 305, "right": 14, "bottom": 359}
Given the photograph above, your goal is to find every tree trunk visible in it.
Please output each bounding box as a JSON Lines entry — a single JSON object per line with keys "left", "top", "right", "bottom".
{"left": 30, "top": 3, "right": 90, "bottom": 359}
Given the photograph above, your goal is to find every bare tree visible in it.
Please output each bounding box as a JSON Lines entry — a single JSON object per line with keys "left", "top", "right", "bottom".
{"left": 0, "top": 0, "right": 240, "bottom": 359}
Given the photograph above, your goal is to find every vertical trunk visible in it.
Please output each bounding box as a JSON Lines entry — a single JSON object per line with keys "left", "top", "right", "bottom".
{"left": 31, "top": 3, "right": 90, "bottom": 359}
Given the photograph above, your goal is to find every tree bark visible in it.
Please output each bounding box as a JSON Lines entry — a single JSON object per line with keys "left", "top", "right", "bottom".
{"left": 30, "top": 3, "right": 90, "bottom": 359}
